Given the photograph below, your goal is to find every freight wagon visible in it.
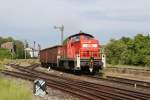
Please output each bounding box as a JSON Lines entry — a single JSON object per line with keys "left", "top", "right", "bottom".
{"left": 40, "top": 32, "right": 103, "bottom": 74}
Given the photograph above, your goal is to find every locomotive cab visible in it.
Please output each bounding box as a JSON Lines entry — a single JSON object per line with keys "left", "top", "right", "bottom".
{"left": 66, "top": 32, "right": 103, "bottom": 74}
{"left": 80, "top": 35, "right": 103, "bottom": 73}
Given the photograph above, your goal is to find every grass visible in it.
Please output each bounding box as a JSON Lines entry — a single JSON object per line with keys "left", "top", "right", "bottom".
{"left": 0, "top": 60, "right": 5, "bottom": 70}
{"left": 0, "top": 48, "right": 11, "bottom": 60}
{"left": 0, "top": 59, "right": 33, "bottom": 100}
{"left": 6, "top": 59, "right": 39, "bottom": 65}
{"left": 0, "top": 76, "right": 32, "bottom": 100}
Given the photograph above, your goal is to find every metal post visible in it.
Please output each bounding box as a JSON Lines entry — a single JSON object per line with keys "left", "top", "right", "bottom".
{"left": 25, "top": 49, "right": 26, "bottom": 59}
{"left": 11, "top": 42, "right": 14, "bottom": 59}
{"left": 38, "top": 44, "right": 41, "bottom": 58}
{"left": 54, "top": 25, "right": 64, "bottom": 45}
{"left": 38, "top": 44, "right": 41, "bottom": 51}
{"left": 33, "top": 41, "right": 36, "bottom": 58}
{"left": 61, "top": 25, "right": 64, "bottom": 45}
{"left": 24, "top": 40, "right": 27, "bottom": 59}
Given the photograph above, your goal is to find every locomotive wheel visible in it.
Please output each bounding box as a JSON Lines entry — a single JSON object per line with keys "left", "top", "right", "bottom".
{"left": 41, "top": 63, "right": 44, "bottom": 67}
{"left": 73, "top": 69, "right": 81, "bottom": 75}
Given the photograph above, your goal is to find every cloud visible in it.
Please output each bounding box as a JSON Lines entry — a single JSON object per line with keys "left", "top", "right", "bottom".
{"left": 0, "top": 0, "right": 150, "bottom": 48}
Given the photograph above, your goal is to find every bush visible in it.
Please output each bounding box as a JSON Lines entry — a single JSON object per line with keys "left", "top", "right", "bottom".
{"left": 0, "top": 48, "right": 11, "bottom": 60}
{"left": 0, "top": 60, "right": 4, "bottom": 70}
{"left": 0, "top": 37, "right": 26, "bottom": 59}
{"left": 144, "top": 56, "right": 150, "bottom": 66}
{"left": 106, "top": 34, "right": 150, "bottom": 66}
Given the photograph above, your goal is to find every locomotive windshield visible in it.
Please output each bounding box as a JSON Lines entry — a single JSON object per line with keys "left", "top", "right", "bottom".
{"left": 71, "top": 35, "right": 93, "bottom": 42}
{"left": 71, "top": 36, "right": 80, "bottom": 42}
{"left": 84, "top": 35, "right": 93, "bottom": 40}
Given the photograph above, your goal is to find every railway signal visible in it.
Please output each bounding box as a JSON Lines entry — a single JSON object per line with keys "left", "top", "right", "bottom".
{"left": 38, "top": 44, "right": 41, "bottom": 51}
{"left": 54, "top": 25, "right": 64, "bottom": 45}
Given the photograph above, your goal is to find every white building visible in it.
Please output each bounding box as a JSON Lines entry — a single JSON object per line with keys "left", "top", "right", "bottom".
{"left": 25, "top": 47, "right": 39, "bottom": 58}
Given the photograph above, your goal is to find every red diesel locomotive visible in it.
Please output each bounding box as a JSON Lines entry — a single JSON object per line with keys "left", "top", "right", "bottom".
{"left": 40, "top": 32, "right": 103, "bottom": 74}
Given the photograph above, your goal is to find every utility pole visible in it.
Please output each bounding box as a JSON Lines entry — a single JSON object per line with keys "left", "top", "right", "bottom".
{"left": 11, "top": 42, "right": 14, "bottom": 59}
{"left": 38, "top": 44, "right": 41, "bottom": 58}
{"left": 38, "top": 44, "right": 41, "bottom": 51}
{"left": 54, "top": 25, "right": 64, "bottom": 45}
{"left": 33, "top": 41, "right": 36, "bottom": 58}
{"left": 24, "top": 40, "right": 27, "bottom": 59}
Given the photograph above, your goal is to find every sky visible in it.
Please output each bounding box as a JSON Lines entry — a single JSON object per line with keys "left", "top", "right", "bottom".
{"left": 0, "top": 0, "right": 150, "bottom": 48}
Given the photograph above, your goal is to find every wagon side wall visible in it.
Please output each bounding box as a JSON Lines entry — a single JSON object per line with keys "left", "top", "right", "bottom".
{"left": 40, "top": 46, "right": 62, "bottom": 64}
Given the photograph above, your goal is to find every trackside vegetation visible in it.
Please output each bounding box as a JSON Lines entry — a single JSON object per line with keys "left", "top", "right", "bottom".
{"left": 106, "top": 34, "right": 150, "bottom": 67}
{"left": 0, "top": 48, "right": 11, "bottom": 60}
{"left": 0, "top": 36, "right": 30, "bottom": 59}
{"left": 0, "top": 76, "right": 32, "bottom": 100}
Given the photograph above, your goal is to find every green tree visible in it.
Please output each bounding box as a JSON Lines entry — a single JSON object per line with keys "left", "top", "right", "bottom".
{"left": 106, "top": 34, "right": 150, "bottom": 66}
{"left": 0, "top": 37, "right": 26, "bottom": 59}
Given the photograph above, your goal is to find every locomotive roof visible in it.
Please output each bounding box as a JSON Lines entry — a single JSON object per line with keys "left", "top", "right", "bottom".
{"left": 63, "top": 32, "right": 94, "bottom": 44}
{"left": 68, "top": 32, "right": 94, "bottom": 39}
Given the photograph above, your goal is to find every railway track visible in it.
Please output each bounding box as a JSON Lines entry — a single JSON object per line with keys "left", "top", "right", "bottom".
{"left": 107, "top": 76, "right": 150, "bottom": 87}
{"left": 25, "top": 64, "right": 40, "bottom": 70}
{"left": 2, "top": 70, "right": 95, "bottom": 99}
{"left": 87, "top": 75, "right": 150, "bottom": 89}
{"left": 2, "top": 64, "right": 150, "bottom": 100}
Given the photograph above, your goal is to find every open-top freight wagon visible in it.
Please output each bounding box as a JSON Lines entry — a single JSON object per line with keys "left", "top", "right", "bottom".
{"left": 40, "top": 32, "right": 103, "bottom": 74}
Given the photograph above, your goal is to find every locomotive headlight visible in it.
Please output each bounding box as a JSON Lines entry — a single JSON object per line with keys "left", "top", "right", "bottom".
{"left": 92, "top": 44, "right": 98, "bottom": 47}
